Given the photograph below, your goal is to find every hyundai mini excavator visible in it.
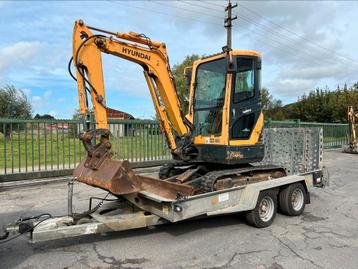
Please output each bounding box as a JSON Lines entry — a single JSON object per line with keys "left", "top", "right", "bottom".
{"left": 69, "top": 8, "right": 287, "bottom": 198}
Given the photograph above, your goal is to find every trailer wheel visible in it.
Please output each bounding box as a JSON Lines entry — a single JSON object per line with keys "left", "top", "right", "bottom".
{"left": 245, "top": 191, "right": 277, "bottom": 228}
{"left": 279, "top": 183, "right": 306, "bottom": 216}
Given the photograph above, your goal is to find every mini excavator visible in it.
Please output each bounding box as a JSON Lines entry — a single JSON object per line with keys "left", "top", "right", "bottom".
{"left": 70, "top": 3, "right": 286, "bottom": 198}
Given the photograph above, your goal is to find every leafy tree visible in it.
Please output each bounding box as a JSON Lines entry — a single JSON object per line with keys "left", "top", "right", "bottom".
{"left": 72, "top": 109, "right": 83, "bottom": 120}
{"left": 261, "top": 88, "right": 285, "bottom": 120}
{"left": 172, "top": 54, "right": 200, "bottom": 113}
{"left": 0, "top": 85, "right": 32, "bottom": 140}
{"left": 284, "top": 84, "right": 358, "bottom": 123}
{"left": 34, "top": 114, "right": 55, "bottom": 120}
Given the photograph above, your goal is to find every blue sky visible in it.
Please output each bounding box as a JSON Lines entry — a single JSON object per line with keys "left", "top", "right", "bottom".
{"left": 1, "top": 0, "right": 358, "bottom": 119}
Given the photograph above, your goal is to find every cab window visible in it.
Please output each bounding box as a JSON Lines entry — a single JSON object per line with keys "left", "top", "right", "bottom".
{"left": 193, "top": 58, "right": 226, "bottom": 136}
{"left": 233, "top": 58, "right": 254, "bottom": 103}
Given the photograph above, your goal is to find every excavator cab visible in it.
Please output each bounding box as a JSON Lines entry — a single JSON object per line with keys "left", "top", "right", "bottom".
{"left": 187, "top": 51, "right": 264, "bottom": 164}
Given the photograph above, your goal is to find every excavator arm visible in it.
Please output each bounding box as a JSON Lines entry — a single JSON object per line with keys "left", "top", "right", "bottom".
{"left": 70, "top": 20, "right": 196, "bottom": 197}
{"left": 72, "top": 19, "right": 190, "bottom": 152}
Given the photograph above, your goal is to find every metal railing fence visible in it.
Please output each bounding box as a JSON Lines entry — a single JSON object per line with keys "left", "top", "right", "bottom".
{"left": 0, "top": 117, "right": 355, "bottom": 180}
{"left": 0, "top": 118, "right": 170, "bottom": 179}
{"left": 264, "top": 119, "right": 355, "bottom": 149}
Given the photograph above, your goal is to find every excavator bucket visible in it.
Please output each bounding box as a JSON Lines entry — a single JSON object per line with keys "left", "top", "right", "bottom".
{"left": 74, "top": 159, "right": 141, "bottom": 195}
{"left": 74, "top": 158, "right": 195, "bottom": 199}
{"left": 74, "top": 130, "right": 194, "bottom": 200}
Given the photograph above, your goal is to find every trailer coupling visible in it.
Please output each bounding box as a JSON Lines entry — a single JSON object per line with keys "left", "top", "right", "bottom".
{"left": 0, "top": 213, "right": 54, "bottom": 243}
{"left": 74, "top": 129, "right": 194, "bottom": 200}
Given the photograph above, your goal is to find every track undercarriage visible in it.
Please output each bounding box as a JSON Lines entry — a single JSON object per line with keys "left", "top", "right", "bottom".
{"left": 160, "top": 162, "right": 286, "bottom": 193}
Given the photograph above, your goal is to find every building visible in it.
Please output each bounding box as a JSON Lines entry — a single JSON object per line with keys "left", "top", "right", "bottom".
{"left": 106, "top": 108, "right": 134, "bottom": 120}
{"left": 106, "top": 107, "right": 135, "bottom": 137}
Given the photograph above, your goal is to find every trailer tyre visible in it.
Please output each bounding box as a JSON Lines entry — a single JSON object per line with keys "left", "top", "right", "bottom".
{"left": 279, "top": 183, "right": 306, "bottom": 216}
{"left": 245, "top": 191, "right": 277, "bottom": 228}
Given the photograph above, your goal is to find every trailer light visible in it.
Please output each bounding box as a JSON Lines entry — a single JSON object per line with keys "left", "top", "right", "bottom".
{"left": 174, "top": 205, "right": 182, "bottom": 212}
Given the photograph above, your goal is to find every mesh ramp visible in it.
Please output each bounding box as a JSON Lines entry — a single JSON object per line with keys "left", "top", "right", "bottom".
{"left": 261, "top": 128, "right": 323, "bottom": 175}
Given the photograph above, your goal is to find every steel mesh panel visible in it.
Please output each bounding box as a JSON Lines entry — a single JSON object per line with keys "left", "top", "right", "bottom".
{"left": 261, "top": 128, "right": 322, "bottom": 175}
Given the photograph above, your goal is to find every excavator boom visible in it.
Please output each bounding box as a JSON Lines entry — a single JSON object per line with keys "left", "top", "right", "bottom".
{"left": 72, "top": 20, "right": 189, "bottom": 151}
{"left": 71, "top": 20, "right": 195, "bottom": 196}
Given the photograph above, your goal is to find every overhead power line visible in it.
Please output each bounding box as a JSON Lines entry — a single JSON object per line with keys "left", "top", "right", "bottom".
{"left": 181, "top": 1, "right": 225, "bottom": 14}
{"left": 109, "top": 0, "right": 222, "bottom": 27}
{"left": 161, "top": 1, "right": 224, "bottom": 20}
{"left": 182, "top": 1, "right": 358, "bottom": 68}
{"left": 238, "top": 2, "right": 358, "bottom": 66}
{"left": 205, "top": 1, "right": 227, "bottom": 9}
{"left": 108, "top": 0, "right": 358, "bottom": 69}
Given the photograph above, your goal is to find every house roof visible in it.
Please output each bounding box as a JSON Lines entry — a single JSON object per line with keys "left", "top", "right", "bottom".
{"left": 106, "top": 107, "right": 134, "bottom": 119}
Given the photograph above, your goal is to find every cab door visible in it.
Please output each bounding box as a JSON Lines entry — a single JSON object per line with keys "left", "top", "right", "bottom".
{"left": 229, "top": 56, "right": 263, "bottom": 146}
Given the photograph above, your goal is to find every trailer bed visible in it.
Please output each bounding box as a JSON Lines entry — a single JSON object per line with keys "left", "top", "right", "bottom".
{"left": 31, "top": 170, "right": 324, "bottom": 243}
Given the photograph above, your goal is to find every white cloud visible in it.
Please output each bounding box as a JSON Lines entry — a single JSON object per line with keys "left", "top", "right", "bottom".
{"left": 281, "top": 65, "right": 342, "bottom": 81}
{"left": 43, "top": 90, "right": 52, "bottom": 98}
{"left": 31, "top": 90, "right": 52, "bottom": 112}
{"left": 48, "top": 110, "right": 57, "bottom": 117}
{"left": 31, "top": 95, "right": 42, "bottom": 104}
{"left": 0, "top": 2, "right": 9, "bottom": 9}
{"left": 0, "top": 41, "right": 42, "bottom": 75}
{"left": 268, "top": 78, "right": 317, "bottom": 99}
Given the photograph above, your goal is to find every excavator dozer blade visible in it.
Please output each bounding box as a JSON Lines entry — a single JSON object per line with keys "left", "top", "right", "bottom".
{"left": 74, "top": 158, "right": 195, "bottom": 200}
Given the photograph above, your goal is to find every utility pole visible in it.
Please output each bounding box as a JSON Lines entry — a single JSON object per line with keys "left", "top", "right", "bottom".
{"left": 224, "top": 0, "right": 238, "bottom": 51}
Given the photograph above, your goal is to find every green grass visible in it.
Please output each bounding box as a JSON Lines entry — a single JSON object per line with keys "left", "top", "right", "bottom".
{"left": 0, "top": 131, "right": 170, "bottom": 172}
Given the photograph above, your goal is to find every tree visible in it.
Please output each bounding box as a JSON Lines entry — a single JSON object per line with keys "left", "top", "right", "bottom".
{"left": 172, "top": 54, "right": 200, "bottom": 113}
{"left": 72, "top": 109, "right": 83, "bottom": 120}
{"left": 34, "top": 114, "right": 55, "bottom": 120}
{"left": 261, "top": 88, "right": 285, "bottom": 120}
{"left": 0, "top": 85, "right": 32, "bottom": 140}
{"left": 283, "top": 83, "right": 358, "bottom": 123}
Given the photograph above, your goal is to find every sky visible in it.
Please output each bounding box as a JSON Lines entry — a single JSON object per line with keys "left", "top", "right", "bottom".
{"left": 0, "top": 0, "right": 358, "bottom": 119}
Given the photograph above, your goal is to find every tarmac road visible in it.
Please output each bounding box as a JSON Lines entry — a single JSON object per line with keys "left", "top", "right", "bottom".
{"left": 0, "top": 150, "right": 357, "bottom": 269}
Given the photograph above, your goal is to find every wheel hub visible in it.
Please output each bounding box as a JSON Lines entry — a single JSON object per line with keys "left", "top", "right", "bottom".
{"left": 291, "top": 188, "right": 304, "bottom": 211}
{"left": 259, "top": 197, "right": 274, "bottom": 222}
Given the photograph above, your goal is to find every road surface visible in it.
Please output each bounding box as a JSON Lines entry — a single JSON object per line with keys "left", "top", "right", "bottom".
{"left": 0, "top": 150, "right": 357, "bottom": 269}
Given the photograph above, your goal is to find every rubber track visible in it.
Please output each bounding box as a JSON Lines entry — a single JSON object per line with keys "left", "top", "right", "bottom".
{"left": 188, "top": 165, "right": 284, "bottom": 192}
